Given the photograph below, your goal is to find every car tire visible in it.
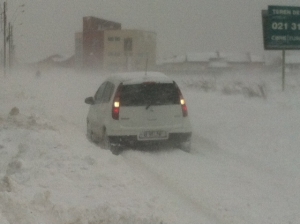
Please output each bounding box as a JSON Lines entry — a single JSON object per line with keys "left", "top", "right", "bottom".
{"left": 87, "top": 121, "right": 99, "bottom": 143}
{"left": 174, "top": 137, "right": 191, "bottom": 152}
{"left": 102, "top": 130, "right": 122, "bottom": 155}
{"left": 110, "top": 145, "right": 122, "bottom": 155}
{"left": 179, "top": 140, "right": 191, "bottom": 152}
{"left": 86, "top": 121, "right": 92, "bottom": 140}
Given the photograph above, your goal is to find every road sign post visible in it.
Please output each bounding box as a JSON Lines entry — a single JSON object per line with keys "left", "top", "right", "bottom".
{"left": 262, "top": 5, "right": 300, "bottom": 91}
{"left": 282, "top": 50, "right": 286, "bottom": 91}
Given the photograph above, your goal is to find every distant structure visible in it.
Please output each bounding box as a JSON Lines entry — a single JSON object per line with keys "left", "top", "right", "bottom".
{"left": 75, "top": 16, "right": 156, "bottom": 72}
{"left": 159, "top": 52, "right": 265, "bottom": 74}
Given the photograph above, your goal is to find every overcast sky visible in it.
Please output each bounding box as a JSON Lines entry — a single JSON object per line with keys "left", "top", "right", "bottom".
{"left": 3, "top": 0, "right": 300, "bottom": 63}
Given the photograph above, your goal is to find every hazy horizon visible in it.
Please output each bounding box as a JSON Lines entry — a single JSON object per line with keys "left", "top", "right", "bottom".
{"left": 3, "top": 0, "right": 300, "bottom": 63}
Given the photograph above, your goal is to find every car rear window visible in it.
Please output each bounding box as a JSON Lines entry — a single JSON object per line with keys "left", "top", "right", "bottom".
{"left": 120, "top": 83, "right": 180, "bottom": 106}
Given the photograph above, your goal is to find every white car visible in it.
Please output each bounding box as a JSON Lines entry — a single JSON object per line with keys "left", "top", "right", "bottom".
{"left": 85, "top": 72, "right": 192, "bottom": 155}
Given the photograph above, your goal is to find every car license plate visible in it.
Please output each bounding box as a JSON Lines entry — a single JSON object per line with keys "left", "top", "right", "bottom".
{"left": 138, "top": 130, "right": 168, "bottom": 140}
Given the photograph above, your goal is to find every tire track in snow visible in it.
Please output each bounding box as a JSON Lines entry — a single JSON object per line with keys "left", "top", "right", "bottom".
{"left": 121, "top": 150, "right": 249, "bottom": 224}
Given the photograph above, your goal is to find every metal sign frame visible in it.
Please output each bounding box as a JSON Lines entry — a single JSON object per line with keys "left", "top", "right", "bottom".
{"left": 261, "top": 5, "right": 300, "bottom": 91}
{"left": 262, "top": 6, "right": 300, "bottom": 50}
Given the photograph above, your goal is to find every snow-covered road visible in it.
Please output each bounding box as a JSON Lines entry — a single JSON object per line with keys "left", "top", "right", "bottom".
{"left": 0, "top": 68, "right": 299, "bottom": 223}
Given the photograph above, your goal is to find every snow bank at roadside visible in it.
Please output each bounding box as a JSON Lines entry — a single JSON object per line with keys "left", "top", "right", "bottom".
{"left": 0, "top": 111, "right": 166, "bottom": 224}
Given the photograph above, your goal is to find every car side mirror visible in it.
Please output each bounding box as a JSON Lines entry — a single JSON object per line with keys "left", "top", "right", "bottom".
{"left": 85, "top": 96, "right": 95, "bottom": 105}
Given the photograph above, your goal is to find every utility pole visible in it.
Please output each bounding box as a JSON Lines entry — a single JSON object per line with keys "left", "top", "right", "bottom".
{"left": 3, "top": 1, "right": 6, "bottom": 76}
{"left": 8, "top": 23, "right": 12, "bottom": 71}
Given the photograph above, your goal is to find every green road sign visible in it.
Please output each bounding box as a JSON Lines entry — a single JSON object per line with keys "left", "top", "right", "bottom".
{"left": 264, "top": 5, "right": 300, "bottom": 49}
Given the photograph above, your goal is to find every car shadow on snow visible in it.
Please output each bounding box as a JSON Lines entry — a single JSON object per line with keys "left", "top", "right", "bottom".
{"left": 86, "top": 135, "right": 192, "bottom": 155}
{"left": 121, "top": 142, "right": 187, "bottom": 154}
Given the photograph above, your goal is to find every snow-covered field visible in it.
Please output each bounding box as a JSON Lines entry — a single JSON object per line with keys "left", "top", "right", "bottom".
{"left": 0, "top": 67, "right": 299, "bottom": 224}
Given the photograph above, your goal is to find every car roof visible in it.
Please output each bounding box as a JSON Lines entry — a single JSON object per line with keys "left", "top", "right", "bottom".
{"left": 108, "top": 72, "right": 174, "bottom": 85}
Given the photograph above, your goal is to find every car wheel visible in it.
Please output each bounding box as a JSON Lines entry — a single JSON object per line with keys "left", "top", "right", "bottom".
{"left": 110, "top": 145, "right": 122, "bottom": 155}
{"left": 101, "top": 130, "right": 110, "bottom": 149}
{"left": 86, "top": 121, "right": 92, "bottom": 140}
{"left": 87, "top": 121, "right": 99, "bottom": 143}
{"left": 102, "top": 130, "right": 122, "bottom": 155}
{"left": 179, "top": 140, "right": 191, "bottom": 152}
{"left": 174, "top": 137, "right": 191, "bottom": 152}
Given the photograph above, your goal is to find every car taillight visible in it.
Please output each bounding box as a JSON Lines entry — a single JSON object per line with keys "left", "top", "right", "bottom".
{"left": 112, "top": 100, "right": 120, "bottom": 120}
{"left": 180, "top": 96, "right": 188, "bottom": 117}
{"left": 112, "top": 85, "right": 122, "bottom": 120}
{"left": 178, "top": 88, "right": 188, "bottom": 117}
